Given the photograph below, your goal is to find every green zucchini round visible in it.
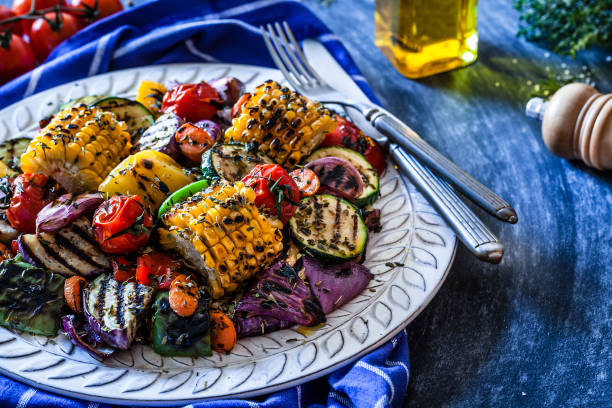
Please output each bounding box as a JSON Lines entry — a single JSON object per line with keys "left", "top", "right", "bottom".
{"left": 201, "top": 143, "right": 274, "bottom": 183}
{"left": 92, "top": 96, "right": 155, "bottom": 140}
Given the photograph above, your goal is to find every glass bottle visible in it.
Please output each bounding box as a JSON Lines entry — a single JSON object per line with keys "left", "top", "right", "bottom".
{"left": 375, "top": 0, "right": 479, "bottom": 78}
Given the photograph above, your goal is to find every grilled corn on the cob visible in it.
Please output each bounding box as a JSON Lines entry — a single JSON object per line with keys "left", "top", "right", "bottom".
{"left": 224, "top": 80, "right": 335, "bottom": 168}
{"left": 159, "top": 182, "right": 284, "bottom": 299}
{"left": 20, "top": 105, "right": 131, "bottom": 193}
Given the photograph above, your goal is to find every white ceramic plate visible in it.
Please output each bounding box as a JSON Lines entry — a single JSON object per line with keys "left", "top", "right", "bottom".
{"left": 0, "top": 63, "right": 456, "bottom": 405}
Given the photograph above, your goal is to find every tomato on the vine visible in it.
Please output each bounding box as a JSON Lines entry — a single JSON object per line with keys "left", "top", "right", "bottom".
{"left": 11, "top": 0, "right": 60, "bottom": 39}
{"left": 6, "top": 173, "right": 61, "bottom": 233}
{"left": 242, "top": 164, "right": 300, "bottom": 223}
{"left": 30, "top": 12, "right": 80, "bottom": 61}
{"left": 135, "top": 251, "right": 180, "bottom": 289}
{"left": 92, "top": 195, "right": 153, "bottom": 254}
{"left": 0, "top": 5, "right": 21, "bottom": 34}
{"left": 0, "top": 34, "right": 35, "bottom": 85}
{"left": 66, "top": 0, "right": 123, "bottom": 22}
{"left": 161, "top": 83, "right": 222, "bottom": 123}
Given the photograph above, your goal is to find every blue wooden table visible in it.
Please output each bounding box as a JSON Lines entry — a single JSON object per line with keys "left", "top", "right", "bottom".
{"left": 1, "top": 0, "right": 610, "bottom": 406}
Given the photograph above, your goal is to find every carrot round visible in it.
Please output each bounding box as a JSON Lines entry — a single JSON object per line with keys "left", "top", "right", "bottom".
{"left": 64, "top": 276, "right": 88, "bottom": 313}
{"left": 169, "top": 274, "right": 199, "bottom": 317}
{"left": 209, "top": 310, "right": 237, "bottom": 353}
{"left": 290, "top": 168, "right": 320, "bottom": 196}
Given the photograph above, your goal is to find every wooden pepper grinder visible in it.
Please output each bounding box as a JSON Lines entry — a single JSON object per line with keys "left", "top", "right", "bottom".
{"left": 526, "top": 83, "right": 612, "bottom": 170}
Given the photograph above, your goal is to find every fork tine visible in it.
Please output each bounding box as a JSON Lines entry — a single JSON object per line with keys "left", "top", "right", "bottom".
{"left": 282, "top": 21, "right": 326, "bottom": 86}
{"left": 265, "top": 24, "right": 309, "bottom": 88}
{"left": 260, "top": 25, "right": 302, "bottom": 90}
{"left": 273, "top": 22, "right": 315, "bottom": 85}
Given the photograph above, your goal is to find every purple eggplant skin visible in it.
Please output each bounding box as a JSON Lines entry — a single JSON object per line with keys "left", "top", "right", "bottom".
{"left": 302, "top": 256, "right": 373, "bottom": 314}
{"left": 36, "top": 192, "right": 104, "bottom": 233}
{"left": 131, "top": 112, "right": 182, "bottom": 160}
{"left": 305, "top": 157, "right": 364, "bottom": 201}
{"left": 233, "top": 314, "right": 292, "bottom": 338}
{"left": 209, "top": 77, "right": 245, "bottom": 106}
{"left": 235, "top": 260, "right": 325, "bottom": 326}
{"left": 61, "top": 315, "right": 115, "bottom": 359}
{"left": 193, "top": 120, "right": 222, "bottom": 141}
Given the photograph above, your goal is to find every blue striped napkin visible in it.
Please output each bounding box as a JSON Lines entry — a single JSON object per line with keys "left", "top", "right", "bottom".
{"left": 0, "top": 1, "right": 410, "bottom": 407}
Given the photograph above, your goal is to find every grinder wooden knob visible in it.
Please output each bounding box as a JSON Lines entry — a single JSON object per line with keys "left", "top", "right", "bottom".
{"left": 526, "top": 83, "right": 612, "bottom": 170}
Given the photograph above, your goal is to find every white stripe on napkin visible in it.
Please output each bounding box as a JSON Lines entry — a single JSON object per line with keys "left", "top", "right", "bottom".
{"left": 87, "top": 402, "right": 99, "bottom": 408}
{"left": 24, "top": 65, "right": 45, "bottom": 98}
{"left": 210, "top": 0, "right": 299, "bottom": 19}
{"left": 374, "top": 395, "right": 388, "bottom": 408}
{"left": 317, "top": 33, "right": 339, "bottom": 43}
{"left": 385, "top": 359, "right": 410, "bottom": 382}
{"left": 16, "top": 388, "right": 36, "bottom": 408}
{"left": 329, "top": 391, "right": 353, "bottom": 407}
{"left": 355, "top": 361, "right": 395, "bottom": 403}
{"left": 88, "top": 34, "right": 111, "bottom": 76}
{"left": 185, "top": 39, "right": 220, "bottom": 62}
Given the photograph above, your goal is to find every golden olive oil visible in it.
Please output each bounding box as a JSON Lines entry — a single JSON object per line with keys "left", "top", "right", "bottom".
{"left": 375, "top": 0, "right": 479, "bottom": 78}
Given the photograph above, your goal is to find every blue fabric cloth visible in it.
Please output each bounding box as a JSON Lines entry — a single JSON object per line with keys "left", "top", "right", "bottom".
{"left": 0, "top": 1, "right": 409, "bottom": 407}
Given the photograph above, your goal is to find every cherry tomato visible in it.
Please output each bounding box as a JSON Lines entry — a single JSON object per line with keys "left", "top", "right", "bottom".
{"left": 321, "top": 116, "right": 387, "bottom": 175}
{"left": 161, "top": 83, "right": 222, "bottom": 123}
{"left": 135, "top": 251, "right": 180, "bottom": 289}
{"left": 289, "top": 168, "right": 320, "bottom": 197}
{"left": 6, "top": 173, "right": 60, "bottom": 233}
{"left": 0, "top": 34, "right": 35, "bottom": 85}
{"left": 242, "top": 164, "right": 300, "bottom": 223}
{"left": 10, "top": 240, "right": 18, "bottom": 256}
{"left": 175, "top": 123, "right": 215, "bottom": 162}
{"left": 112, "top": 255, "right": 136, "bottom": 282}
{"left": 30, "top": 12, "right": 80, "bottom": 61}
{"left": 92, "top": 195, "right": 153, "bottom": 254}
{"left": 168, "top": 274, "right": 198, "bottom": 317}
{"left": 11, "top": 0, "right": 60, "bottom": 39}
{"left": 0, "top": 5, "right": 21, "bottom": 34}
{"left": 66, "top": 0, "right": 123, "bottom": 22}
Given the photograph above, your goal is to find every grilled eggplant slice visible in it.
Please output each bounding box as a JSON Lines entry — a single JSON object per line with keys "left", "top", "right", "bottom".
{"left": 0, "top": 259, "right": 65, "bottom": 336}
{"left": 131, "top": 112, "right": 181, "bottom": 160}
{"left": 84, "top": 273, "right": 154, "bottom": 350}
{"left": 201, "top": 143, "right": 274, "bottom": 182}
{"left": 289, "top": 194, "right": 368, "bottom": 261}
{"left": 18, "top": 217, "right": 111, "bottom": 278}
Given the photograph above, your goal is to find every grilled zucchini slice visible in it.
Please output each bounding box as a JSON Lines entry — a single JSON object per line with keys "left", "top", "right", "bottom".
{"left": 58, "top": 95, "right": 101, "bottom": 111}
{"left": 201, "top": 143, "right": 274, "bottom": 182}
{"left": 306, "top": 146, "right": 380, "bottom": 207}
{"left": 0, "top": 137, "right": 30, "bottom": 171}
{"left": 289, "top": 194, "right": 367, "bottom": 261}
{"left": 93, "top": 97, "right": 155, "bottom": 140}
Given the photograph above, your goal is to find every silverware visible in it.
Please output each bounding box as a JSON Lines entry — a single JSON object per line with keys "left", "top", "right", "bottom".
{"left": 261, "top": 22, "right": 506, "bottom": 263}
{"left": 261, "top": 22, "right": 517, "bottom": 224}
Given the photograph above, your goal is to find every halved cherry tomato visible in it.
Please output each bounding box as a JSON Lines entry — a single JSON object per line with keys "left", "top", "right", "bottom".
{"left": 92, "top": 195, "right": 153, "bottom": 254}
{"left": 135, "top": 251, "right": 180, "bottom": 289}
{"left": 168, "top": 274, "right": 199, "bottom": 317}
{"left": 289, "top": 168, "right": 320, "bottom": 197}
{"left": 321, "top": 116, "right": 387, "bottom": 175}
{"left": 231, "top": 92, "right": 250, "bottom": 118}
{"left": 242, "top": 164, "right": 300, "bottom": 223}
{"left": 175, "top": 123, "right": 215, "bottom": 162}
{"left": 161, "top": 83, "right": 222, "bottom": 122}
{"left": 0, "top": 34, "right": 36, "bottom": 85}
{"left": 112, "top": 255, "right": 136, "bottom": 282}
{"left": 209, "top": 310, "right": 237, "bottom": 353}
{"left": 66, "top": 0, "right": 123, "bottom": 23}
{"left": 6, "top": 173, "right": 60, "bottom": 233}
{"left": 64, "top": 275, "right": 88, "bottom": 313}
{"left": 30, "top": 12, "right": 80, "bottom": 61}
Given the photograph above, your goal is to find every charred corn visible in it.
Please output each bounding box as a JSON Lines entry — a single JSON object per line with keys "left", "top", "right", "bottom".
{"left": 224, "top": 80, "right": 335, "bottom": 168}
{"left": 136, "top": 80, "right": 167, "bottom": 118}
{"left": 20, "top": 105, "right": 131, "bottom": 193}
{"left": 159, "top": 181, "right": 284, "bottom": 299}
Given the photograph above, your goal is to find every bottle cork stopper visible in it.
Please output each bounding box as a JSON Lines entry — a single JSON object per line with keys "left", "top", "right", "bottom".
{"left": 538, "top": 83, "right": 612, "bottom": 170}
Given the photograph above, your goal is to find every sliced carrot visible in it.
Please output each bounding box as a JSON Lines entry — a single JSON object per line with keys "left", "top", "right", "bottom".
{"left": 231, "top": 92, "right": 251, "bottom": 118}
{"left": 289, "top": 168, "right": 320, "bottom": 197}
{"left": 169, "top": 274, "right": 199, "bottom": 317}
{"left": 209, "top": 310, "right": 237, "bottom": 353}
{"left": 175, "top": 123, "right": 215, "bottom": 162}
{"left": 64, "top": 276, "right": 88, "bottom": 313}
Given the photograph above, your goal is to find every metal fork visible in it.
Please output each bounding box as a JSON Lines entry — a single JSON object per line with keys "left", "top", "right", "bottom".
{"left": 261, "top": 22, "right": 506, "bottom": 263}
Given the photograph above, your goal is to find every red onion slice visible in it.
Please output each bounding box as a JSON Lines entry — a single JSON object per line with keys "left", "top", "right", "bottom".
{"left": 36, "top": 192, "right": 104, "bottom": 233}
{"left": 61, "top": 315, "right": 115, "bottom": 359}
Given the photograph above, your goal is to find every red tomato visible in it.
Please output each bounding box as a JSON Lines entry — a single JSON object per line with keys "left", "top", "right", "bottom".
{"left": 112, "top": 256, "right": 136, "bottom": 282}
{"left": 242, "top": 164, "right": 300, "bottom": 223}
{"left": 11, "top": 0, "right": 60, "bottom": 39}
{"left": 161, "top": 83, "right": 222, "bottom": 123}
{"left": 322, "top": 116, "right": 387, "bottom": 175}
{"left": 175, "top": 123, "right": 215, "bottom": 162}
{"left": 30, "top": 12, "right": 80, "bottom": 61}
{"left": 92, "top": 195, "right": 153, "bottom": 254}
{"left": 6, "top": 173, "right": 61, "bottom": 233}
{"left": 0, "top": 5, "right": 21, "bottom": 34}
{"left": 0, "top": 34, "right": 35, "bottom": 85}
{"left": 136, "top": 251, "right": 180, "bottom": 289}
{"left": 65, "top": 0, "right": 123, "bottom": 23}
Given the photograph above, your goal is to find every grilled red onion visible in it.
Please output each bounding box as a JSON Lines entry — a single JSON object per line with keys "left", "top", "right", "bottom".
{"left": 61, "top": 315, "right": 115, "bottom": 359}
{"left": 36, "top": 192, "right": 104, "bottom": 233}
{"left": 194, "top": 120, "right": 222, "bottom": 141}
{"left": 305, "top": 157, "right": 364, "bottom": 201}
{"left": 209, "top": 77, "right": 245, "bottom": 106}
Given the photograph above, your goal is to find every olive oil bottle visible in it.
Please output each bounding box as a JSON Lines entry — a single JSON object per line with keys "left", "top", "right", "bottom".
{"left": 375, "top": 0, "right": 479, "bottom": 78}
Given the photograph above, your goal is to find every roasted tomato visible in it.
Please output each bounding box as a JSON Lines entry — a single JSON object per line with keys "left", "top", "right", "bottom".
{"left": 6, "top": 173, "right": 60, "bottom": 233}
{"left": 0, "top": 5, "right": 21, "bottom": 34}
{"left": 161, "top": 83, "right": 222, "bottom": 122}
{"left": 175, "top": 123, "right": 215, "bottom": 162}
{"left": 66, "top": 0, "right": 123, "bottom": 22}
{"left": 112, "top": 255, "right": 137, "bottom": 282}
{"left": 0, "top": 34, "right": 36, "bottom": 85}
{"left": 135, "top": 251, "right": 180, "bottom": 289}
{"left": 92, "top": 195, "right": 153, "bottom": 254}
{"left": 30, "top": 12, "right": 80, "bottom": 62}
{"left": 322, "top": 116, "right": 387, "bottom": 175}
{"left": 242, "top": 164, "right": 300, "bottom": 223}
{"left": 11, "top": 0, "right": 59, "bottom": 39}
